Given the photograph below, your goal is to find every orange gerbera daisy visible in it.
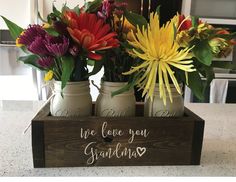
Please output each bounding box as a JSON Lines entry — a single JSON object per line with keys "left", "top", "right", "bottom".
{"left": 65, "top": 12, "right": 119, "bottom": 60}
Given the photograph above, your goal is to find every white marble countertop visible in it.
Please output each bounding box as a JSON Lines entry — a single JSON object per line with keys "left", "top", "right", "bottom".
{"left": 0, "top": 100, "right": 236, "bottom": 176}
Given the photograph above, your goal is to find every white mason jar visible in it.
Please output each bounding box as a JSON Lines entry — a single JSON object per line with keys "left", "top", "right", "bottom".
{"left": 50, "top": 81, "right": 92, "bottom": 117}
{"left": 144, "top": 84, "right": 184, "bottom": 117}
{"left": 95, "top": 81, "right": 136, "bottom": 117}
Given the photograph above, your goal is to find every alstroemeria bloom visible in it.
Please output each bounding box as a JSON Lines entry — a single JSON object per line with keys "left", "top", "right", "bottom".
{"left": 65, "top": 12, "right": 119, "bottom": 60}
{"left": 113, "top": 15, "right": 136, "bottom": 41}
{"left": 217, "top": 29, "right": 236, "bottom": 45}
{"left": 124, "top": 12, "right": 196, "bottom": 104}
{"left": 178, "top": 15, "right": 192, "bottom": 31}
{"left": 122, "top": 17, "right": 136, "bottom": 41}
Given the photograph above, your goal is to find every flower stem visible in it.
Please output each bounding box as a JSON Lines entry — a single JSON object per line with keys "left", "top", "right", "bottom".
{"left": 53, "top": 58, "right": 62, "bottom": 80}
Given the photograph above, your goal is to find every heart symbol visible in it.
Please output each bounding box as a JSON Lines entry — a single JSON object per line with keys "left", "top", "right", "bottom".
{"left": 136, "top": 147, "right": 146, "bottom": 157}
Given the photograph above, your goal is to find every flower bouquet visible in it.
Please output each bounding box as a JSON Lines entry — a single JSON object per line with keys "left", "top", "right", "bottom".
{"left": 68, "top": 0, "right": 147, "bottom": 117}
{"left": 1, "top": 0, "right": 119, "bottom": 116}
{"left": 2, "top": 0, "right": 236, "bottom": 118}
{"left": 119, "top": 9, "right": 236, "bottom": 117}
{"left": 94, "top": 0, "right": 138, "bottom": 117}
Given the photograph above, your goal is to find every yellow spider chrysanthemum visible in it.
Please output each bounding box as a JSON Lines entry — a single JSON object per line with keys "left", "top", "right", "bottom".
{"left": 123, "top": 12, "right": 196, "bottom": 105}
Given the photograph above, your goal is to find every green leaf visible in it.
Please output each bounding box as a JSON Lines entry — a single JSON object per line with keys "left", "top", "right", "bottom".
{"left": 0, "top": 16, "right": 31, "bottom": 54}
{"left": 111, "top": 82, "right": 134, "bottom": 97}
{"left": 18, "top": 55, "right": 45, "bottom": 71}
{"left": 86, "top": 59, "right": 104, "bottom": 78}
{"left": 74, "top": 5, "right": 80, "bottom": 15}
{"left": 84, "top": 0, "right": 102, "bottom": 13}
{"left": 61, "top": 3, "right": 70, "bottom": 14}
{"left": 187, "top": 71, "right": 205, "bottom": 101}
{"left": 124, "top": 10, "right": 148, "bottom": 28}
{"left": 112, "top": 72, "right": 142, "bottom": 97}
{"left": 20, "top": 46, "right": 30, "bottom": 54}
{"left": 53, "top": 4, "right": 61, "bottom": 17}
{"left": 47, "top": 14, "right": 53, "bottom": 24}
{"left": 202, "top": 66, "right": 215, "bottom": 94}
{"left": 215, "top": 32, "right": 236, "bottom": 40}
{"left": 61, "top": 56, "right": 75, "bottom": 90}
{"left": 190, "top": 59, "right": 215, "bottom": 95}
{"left": 191, "top": 16, "right": 198, "bottom": 28}
{"left": 211, "top": 61, "right": 236, "bottom": 70}
{"left": 1, "top": 16, "right": 24, "bottom": 40}
{"left": 156, "top": 5, "right": 161, "bottom": 15}
{"left": 120, "top": 41, "right": 133, "bottom": 50}
{"left": 87, "top": 59, "right": 95, "bottom": 66}
{"left": 44, "top": 27, "right": 60, "bottom": 36}
{"left": 192, "top": 39, "right": 213, "bottom": 66}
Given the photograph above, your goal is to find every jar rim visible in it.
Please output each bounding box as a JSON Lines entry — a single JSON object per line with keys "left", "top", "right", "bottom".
{"left": 101, "top": 81, "right": 128, "bottom": 87}
{"left": 54, "top": 80, "right": 89, "bottom": 86}
{"left": 154, "top": 83, "right": 183, "bottom": 93}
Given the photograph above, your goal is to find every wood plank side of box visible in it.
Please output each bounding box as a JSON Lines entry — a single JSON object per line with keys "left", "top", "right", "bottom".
{"left": 32, "top": 103, "right": 204, "bottom": 168}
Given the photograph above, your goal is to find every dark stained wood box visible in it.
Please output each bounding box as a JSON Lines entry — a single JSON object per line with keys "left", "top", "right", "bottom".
{"left": 32, "top": 103, "right": 204, "bottom": 168}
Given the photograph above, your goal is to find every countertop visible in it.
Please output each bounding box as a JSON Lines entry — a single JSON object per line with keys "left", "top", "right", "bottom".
{"left": 0, "top": 100, "right": 236, "bottom": 176}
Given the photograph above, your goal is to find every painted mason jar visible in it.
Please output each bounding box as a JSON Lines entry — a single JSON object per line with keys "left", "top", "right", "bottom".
{"left": 96, "top": 81, "right": 136, "bottom": 117}
{"left": 144, "top": 84, "right": 184, "bottom": 117}
{"left": 50, "top": 81, "right": 92, "bottom": 117}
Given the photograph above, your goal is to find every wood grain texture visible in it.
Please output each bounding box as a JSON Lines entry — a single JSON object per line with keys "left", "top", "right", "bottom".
{"left": 32, "top": 121, "right": 45, "bottom": 167}
{"left": 32, "top": 103, "right": 205, "bottom": 168}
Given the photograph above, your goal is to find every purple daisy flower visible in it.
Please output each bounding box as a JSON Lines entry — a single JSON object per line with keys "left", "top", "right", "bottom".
{"left": 37, "top": 56, "right": 54, "bottom": 68}
{"left": 45, "top": 35, "right": 69, "bottom": 57}
{"left": 28, "top": 36, "right": 50, "bottom": 55}
{"left": 18, "top": 25, "right": 46, "bottom": 46}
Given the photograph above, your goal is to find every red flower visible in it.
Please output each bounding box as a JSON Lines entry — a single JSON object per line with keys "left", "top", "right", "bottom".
{"left": 65, "top": 12, "right": 119, "bottom": 60}
{"left": 217, "top": 29, "right": 230, "bottom": 35}
{"left": 217, "top": 29, "right": 236, "bottom": 45}
{"left": 178, "top": 15, "right": 192, "bottom": 31}
{"left": 63, "top": 11, "right": 78, "bottom": 28}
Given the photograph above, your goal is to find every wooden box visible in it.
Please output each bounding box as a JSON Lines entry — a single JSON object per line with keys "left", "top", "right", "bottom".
{"left": 32, "top": 103, "right": 204, "bottom": 168}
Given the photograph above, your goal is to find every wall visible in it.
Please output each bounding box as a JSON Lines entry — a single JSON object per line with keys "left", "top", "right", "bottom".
{"left": 0, "top": 0, "right": 31, "bottom": 29}
{"left": 42, "top": 0, "right": 93, "bottom": 18}
{"left": 0, "top": 0, "right": 39, "bottom": 100}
